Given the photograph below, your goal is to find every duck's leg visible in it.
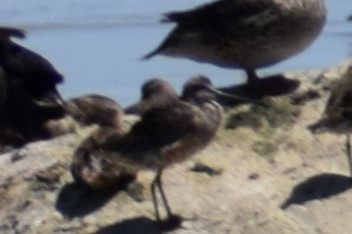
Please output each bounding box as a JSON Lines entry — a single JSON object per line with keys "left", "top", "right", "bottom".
{"left": 151, "top": 168, "right": 173, "bottom": 221}
{"left": 345, "top": 134, "right": 352, "bottom": 178}
{"left": 245, "top": 69, "right": 259, "bottom": 85}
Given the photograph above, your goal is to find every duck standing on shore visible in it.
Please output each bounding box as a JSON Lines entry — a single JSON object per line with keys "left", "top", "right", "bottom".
{"left": 144, "top": 0, "right": 327, "bottom": 85}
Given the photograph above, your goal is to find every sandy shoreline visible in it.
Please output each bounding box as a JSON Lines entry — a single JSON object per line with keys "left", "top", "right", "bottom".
{"left": 1, "top": 59, "right": 352, "bottom": 233}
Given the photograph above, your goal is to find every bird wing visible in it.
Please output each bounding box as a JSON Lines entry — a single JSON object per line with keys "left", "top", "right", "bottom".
{"left": 120, "top": 101, "right": 197, "bottom": 152}
{"left": 141, "top": 0, "right": 282, "bottom": 59}
{"left": 163, "top": 0, "right": 279, "bottom": 28}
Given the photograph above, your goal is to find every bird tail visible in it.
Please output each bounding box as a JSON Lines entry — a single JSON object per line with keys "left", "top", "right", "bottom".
{"left": 141, "top": 48, "right": 160, "bottom": 60}
{"left": 142, "top": 13, "right": 175, "bottom": 60}
{"left": 160, "top": 12, "right": 178, "bottom": 23}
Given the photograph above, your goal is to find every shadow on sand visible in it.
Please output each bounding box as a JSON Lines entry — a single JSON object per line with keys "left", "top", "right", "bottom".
{"left": 95, "top": 216, "right": 160, "bottom": 234}
{"left": 55, "top": 176, "right": 134, "bottom": 219}
{"left": 281, "top": 173, "right": 352, "bottom": 209}
{"left": 95, "top": 215, "right": 183, "bottom": 234}
{"left": 217, "top": 74, "right": 300, "bottom": 106}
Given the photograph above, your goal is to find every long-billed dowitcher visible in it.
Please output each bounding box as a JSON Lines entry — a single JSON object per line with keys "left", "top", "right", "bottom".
{"left": 144, "top": 0, "right": 326, "bottom": 85}
{"left": 66, "top": 94, "right": 124, "bottom": 128}
{"left": 101, "top": 76, "right": 258, "bottom": 224}
{"left": 309, "top": 65, "right": 352, "bottom": 177}
{"left": 125, "top": 78, "right": 178, "bottom": 115}
{"left": 69, "top": 94, "right": 137, "bottom": 190}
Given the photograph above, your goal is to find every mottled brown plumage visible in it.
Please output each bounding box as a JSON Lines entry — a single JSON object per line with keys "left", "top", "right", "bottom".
{"left": 66, "top": 94, "right": 123, "bottom": 128}
{"left": 125, "top": 78, "right": 178, "bottom": 115}
{"left": 70, "top": 95, "right": 131, "bottom": 190}
{"left": 71, "top": 127, "right": 134, "bottom": 190}
{"left": 145, "top": 0, "right": 326, "bottom": 84}
{"left": 72, "top": 77, "right": 228, "bottom": 224}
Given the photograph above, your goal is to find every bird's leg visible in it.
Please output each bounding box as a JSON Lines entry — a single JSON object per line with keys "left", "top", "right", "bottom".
{"left": 156, "top": 169, "right": 173, "bottom": 220}
{"left": 151, "top": 170, "right": 161, "bottom": 222}
{"left": 151, "top": 168, "right": 173, "bottom": 221}
{"left": 245, "top": 69, "right": 259, "bottom": 85}
{"left": 345, "top": 134, "right": 352, "bottom": 178}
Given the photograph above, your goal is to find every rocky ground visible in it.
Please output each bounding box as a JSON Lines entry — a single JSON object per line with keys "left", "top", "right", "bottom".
{"left": 1, "top": 59, "right": 352, "bottom": 234}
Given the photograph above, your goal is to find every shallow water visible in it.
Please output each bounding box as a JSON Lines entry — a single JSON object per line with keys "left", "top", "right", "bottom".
{"left": 0, "top": 0, "right": 351, "bottom": 106}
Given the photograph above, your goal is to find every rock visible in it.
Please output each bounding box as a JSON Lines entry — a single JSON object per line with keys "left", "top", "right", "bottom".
{"left": 1, "top": 59, "right": 352, "bottom": 233}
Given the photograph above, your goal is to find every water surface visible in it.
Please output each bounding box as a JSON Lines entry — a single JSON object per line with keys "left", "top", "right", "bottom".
{"left": 0, "top": 0, "right": 351, "bottom": 106}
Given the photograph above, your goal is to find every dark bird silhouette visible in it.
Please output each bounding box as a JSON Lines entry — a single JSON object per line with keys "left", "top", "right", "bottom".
{"left": 308, "top": 65, "right": 352, "bottom": 177}
{"left": 0, "top": 26, "right": 65, "bottom": 143}
{"left": 144, "top": 0, "right": 326, "bottom": 85}
{"left": 125, "top": 78, "right": 178, "bottom": 115}
{"left": 0, "top": 26, "right": 63, "bottom": 102}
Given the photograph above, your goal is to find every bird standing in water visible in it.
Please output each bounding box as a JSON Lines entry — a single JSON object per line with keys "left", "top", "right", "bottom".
{"left": 144, "top": 0, "right": 326, "bottom": 85}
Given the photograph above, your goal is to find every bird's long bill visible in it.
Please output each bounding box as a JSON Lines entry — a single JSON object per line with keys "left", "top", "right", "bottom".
{"left": 209, "top": 87, "right": 264, "bottom": 105}
{"left": 33, "top": 91, "right": 66, "bottom": 108}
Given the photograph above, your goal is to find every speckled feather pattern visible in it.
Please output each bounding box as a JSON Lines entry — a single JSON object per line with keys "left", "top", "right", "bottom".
{"left": 146, "top": 0, "right": 326, "bottom": 70}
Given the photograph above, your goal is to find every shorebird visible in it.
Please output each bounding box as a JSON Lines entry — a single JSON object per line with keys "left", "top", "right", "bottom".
{"left": 71, "top": 127, "right": 136, "bottom": 190}
{"left": 97, "top": 76, "right": 259, "bottom": 224}
{"left": 44, "top": 94, "right": 125, "bottom": 138}
{"left": 309, "top": 65, "right": 352, "bottom": 177}
{"left": 144, "top": 0, "right": 327, "bottom": 85}
{"left": 125, "top": 78, "right": 178, "bottom": 115}
{"left": 66, "top": 94, "right": 123, "bottom": 128}
{"left": 69, "top": 93, "right": 139, "bottom": 190}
